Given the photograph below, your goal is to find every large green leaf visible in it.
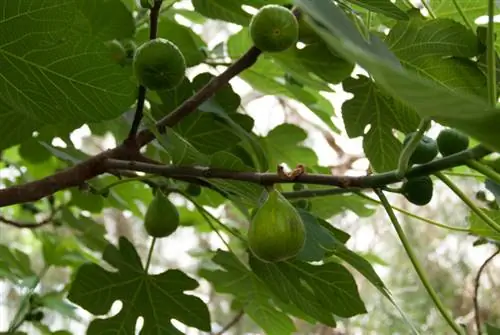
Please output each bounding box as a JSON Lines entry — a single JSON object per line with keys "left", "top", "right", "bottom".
{"left": 249, "top": 256, "right": 367, "bottom": 325}
{"left": 67, "top": 237, "right": 211, "bottom": 334}
{"left": 296, "top": 210, "right": 337, "bottom": 262}
{"left": 295, "top": 0, "right": 500, "bottom": 153}
{"left": 0, "top": 1, "right": 136, "bottom": 149}
{"left": 76, "top": 0, "right": 135, "bottom": 41}
{"left": 200, "top": 250, "right": 296, "bottom": 335}
{"left": 385, "top": 12, "right": 486, "bottom": 98}
{"left": 342, "top": 76, "right": 420, "bottom": 172}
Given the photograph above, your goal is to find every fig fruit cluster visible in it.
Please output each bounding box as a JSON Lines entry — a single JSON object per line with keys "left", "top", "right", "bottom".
{"left": 248, "top": 188, "right": 306, "bottom": 262}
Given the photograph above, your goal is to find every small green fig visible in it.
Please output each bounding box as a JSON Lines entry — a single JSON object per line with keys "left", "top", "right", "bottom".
{"left": 403, "top": 132, "right": 438, "bottom": 165}
{"left": 249, "top": 5, "right": 299, "bottom": 52}
{"left": 437, "top": 128, "right": 469, "bottom": 156}
{"left": 248, "top": 188, "right": 306, "bottom": 262}
{"left": 402, "top": 176, "right": 434, "bottom": 206}
{"left": 144, "top": 190, "right": 180, "bottom": 238}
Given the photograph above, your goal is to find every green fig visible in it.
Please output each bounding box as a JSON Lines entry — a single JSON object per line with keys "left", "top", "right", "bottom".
{"left": 401, "top": 176, "right": 434, "bottom": 206}
{"left": 437, "top": 128, "right": 469, "bottom": 156}
{"left": 403, "top": 132, "right": 438, "bottom": 165}
{"left": 248, "top": 188, "right": 306, "bottom": 262}
{"left": 249, "top": 5, "right": 299, "bottom": 52}
{"left": 144, "top": 190, "right": 180, "bottom": 238}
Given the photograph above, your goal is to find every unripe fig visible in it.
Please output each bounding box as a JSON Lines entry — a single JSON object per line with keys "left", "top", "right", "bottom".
{"left": 133, "top": 38, "right": 186, "bottom": 90}
{"left": 403, "top": 132, "right": 438, "bottom": 165}
{"left": 402, "top": 176, "right": 433, "bottom": 206}
{"left": 248, "top": 188, "right": 306, "bottom": 262}
{"left": 249, "top": 5, "right": 299, "bottom": 52}
{"left": 105, "top": 40, "right": 127, "bottom": 65}
{"left": 144, "top": 190, "right": 180, "bottom": 238}
{"left": 437, "top": 128, "right": 469, "bottom": 156}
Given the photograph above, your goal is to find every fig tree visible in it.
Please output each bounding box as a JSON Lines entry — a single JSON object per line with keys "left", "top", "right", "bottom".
{"left": 403, "top": 132, "right": 438, "bottom": 165}
{"left": 133, "top": 38, "right": 186, "bottom": 91}
{"left": 402, "top": 176, "right": 434, "bottom": 206}
{"left": 249, "top": 5, "right": 299, "bottom": 52}
{"left": 144, "top": 190, "right": 180, "bottom": 238}
{"left": 248, "top": 188, "right": 306, "bottom": 262}
{"left": 437, "top": 128, "right": 469, "bottom": 156}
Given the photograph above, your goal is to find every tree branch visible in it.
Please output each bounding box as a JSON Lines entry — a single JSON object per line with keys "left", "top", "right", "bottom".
{"left": 212, "top": 310, "right": 244, "bottom": 335}
{"left": 103, "top": 144, "right": 491, "bottom": 190}
{"left": 126, "top": 0, "right": 163, "bottom": 141}
{"left": 0, "top": 210, "right": 57, "bottom": 229}
{"left": 136, "top": 46, "right": 262, "bottom": 146}
{"left": 473, "top": 248, "right": 500, "bottom": 335}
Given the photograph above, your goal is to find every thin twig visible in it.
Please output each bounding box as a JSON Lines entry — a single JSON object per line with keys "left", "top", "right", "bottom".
{"left": 127, "top": 0, "right": 163, "bottom": 141}
{"left": 212, "top": 310, "right": 245, "bottom": 335}
{"left": 473, "top": 249, "right": 500, "bottom": 335}
{"left": 0, "top": 208, "right": 59, "bottom": 229}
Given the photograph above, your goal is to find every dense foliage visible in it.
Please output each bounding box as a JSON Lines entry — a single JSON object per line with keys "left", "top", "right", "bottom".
{"left": 1, "top": 0, "right": 500, "bottom": 334}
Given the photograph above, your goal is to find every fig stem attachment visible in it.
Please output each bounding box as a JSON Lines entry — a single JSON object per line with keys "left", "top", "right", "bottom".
{"left": 396, "top": 118, "right": 432, "bottom": 179}
{"left": 375, "top": 188, "right": 464, "bottom": 335}
{"left": 145, "top": 237, "right": 157, "bottom": 272}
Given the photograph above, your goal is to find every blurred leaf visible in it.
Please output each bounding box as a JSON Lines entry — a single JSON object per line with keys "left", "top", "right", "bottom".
{"left": 67, "top": 237, "right": 211, "bottom": 333}
{"left": 200, "top": 250, "right": 296, "bottom": 335}
{"left": 487, "top": 323, "right": 500, "bottom": 335}
{"left": 61, "top": 208, "right": 108, "bottom": 252}
{"left": 69, "top": 188, "right": 105, "bottom": 214}
{"left": 39, "top": 291, "right": 79, "bottom": 320}
{"left": 261, "top": 124, "right": 318, "bottom": 168}
{"left": 37, "top": 231, "right": 91, "bottom": 267}
{"left": 18, "top": 140, "right": 52, "bottom": 164}
{"left": 0, "top": 245, "right": 36, "bottom": 286}
{"left": 468, "top": 208, "right": 500, "bottom": 241}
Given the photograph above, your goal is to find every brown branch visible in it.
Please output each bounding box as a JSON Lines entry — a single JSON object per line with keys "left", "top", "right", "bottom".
{"left": 103, "top": 145, "right": 491, "bottom": 190}
{"left": 212, "top": 310, "right": 244, "bottom": 335}
{"left": 473, "top": 248, "right": 500, "bottom": 335}
{"left": 0, "top": 209, "right": 58, "bottom": 229}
